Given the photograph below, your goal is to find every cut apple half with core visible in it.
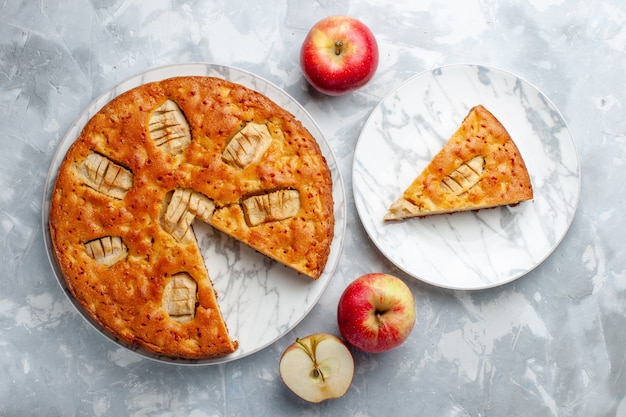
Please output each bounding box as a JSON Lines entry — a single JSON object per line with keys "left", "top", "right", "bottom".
{"left": 279, "top": 333, "right": 354, "bottom": 403}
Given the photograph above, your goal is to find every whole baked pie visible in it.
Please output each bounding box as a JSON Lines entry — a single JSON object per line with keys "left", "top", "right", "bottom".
{"left": 49, "top": 76, "right": 334, "bottom": 359}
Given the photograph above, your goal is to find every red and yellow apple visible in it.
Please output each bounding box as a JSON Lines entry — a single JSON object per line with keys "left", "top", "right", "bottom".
{"left": 337, "top": 273, "right": 416, "bottom": 353}
{"left": 300, "top": 15, "right": 379, "bottom": 96}
{"left": 279, "top": 333, "right": 354, "bottom": 403}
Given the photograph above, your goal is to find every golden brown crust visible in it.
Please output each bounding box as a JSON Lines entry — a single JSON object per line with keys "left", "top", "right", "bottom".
{"left": 385, "top": 105, "right": 533, "bottom": 220}
{"left": 49, "top": 76, "right": 334, "bottom": 358}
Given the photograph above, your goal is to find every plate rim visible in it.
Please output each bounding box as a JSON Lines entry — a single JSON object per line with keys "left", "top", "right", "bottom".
{"left": 352, "top": 63, "right": 581, "bottom": 291}
{"left": 41, "top": 62, "right": 347, "bottom": 365}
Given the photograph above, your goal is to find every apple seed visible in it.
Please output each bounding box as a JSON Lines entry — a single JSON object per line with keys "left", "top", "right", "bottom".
{"left": 311, "top": 368, "right": 325, "bottom": 381}
{"left": 296, "top": 337, "right": 326, "bottom": 382}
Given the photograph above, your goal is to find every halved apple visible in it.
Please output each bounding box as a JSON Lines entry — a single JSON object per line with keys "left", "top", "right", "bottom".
{"left": 279, "top": 333, "right": 354, "bottom": 403}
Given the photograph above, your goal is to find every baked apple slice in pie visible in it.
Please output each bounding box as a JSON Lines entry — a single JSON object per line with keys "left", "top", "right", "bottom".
{"left": 384, "top": 105, "right": 533, "bottom": 220}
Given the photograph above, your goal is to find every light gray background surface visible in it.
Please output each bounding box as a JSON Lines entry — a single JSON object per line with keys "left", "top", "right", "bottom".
{"left": 2, "top": 1, "right": 625, "bottom": 416}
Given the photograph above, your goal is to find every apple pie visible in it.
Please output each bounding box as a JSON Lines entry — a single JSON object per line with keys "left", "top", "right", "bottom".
{"left": 49, "top": 76, "right": 334, "bottom": 359}
{"left": 385, "top": 105, "right": 533, "bottom": 220}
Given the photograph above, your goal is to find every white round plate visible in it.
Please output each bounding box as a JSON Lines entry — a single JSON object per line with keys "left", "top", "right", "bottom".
{"left": 353, "top": 64, "right": 580, "bottom": 290}
{"left": 42, "top": 63, "right": 346, "bottom": 364}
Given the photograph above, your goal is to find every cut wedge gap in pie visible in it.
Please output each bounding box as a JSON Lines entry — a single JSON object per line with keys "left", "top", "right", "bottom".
{"left": 384, "top": 105, "right": 533, "bottom": 221}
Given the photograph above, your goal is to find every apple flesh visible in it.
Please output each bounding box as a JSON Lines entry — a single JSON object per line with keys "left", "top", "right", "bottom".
{"left": 337, "top": 273, "right": 416, "bottom": 353}
{"left": 300, "top": 15, "right": 379, "bottom": 96}
{"left": 279, "top": 333, "right": 354, "bottom": 403}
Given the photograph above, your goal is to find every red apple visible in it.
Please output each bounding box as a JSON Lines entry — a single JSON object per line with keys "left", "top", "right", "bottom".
{"left": 300, "top": 15, "right": 379, "bottom": 96}
{"left": 337, "top": 273, "right": 416, "bottom": 353}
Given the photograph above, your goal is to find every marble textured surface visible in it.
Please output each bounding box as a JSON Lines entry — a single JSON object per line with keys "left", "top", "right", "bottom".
{"left": 1, "top": 1, "right": 625, "bottom": 416}
{"left": 353, "top": 64, "right": 580, "bottom": 290}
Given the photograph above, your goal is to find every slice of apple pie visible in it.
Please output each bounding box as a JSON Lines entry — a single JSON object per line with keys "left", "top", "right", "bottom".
{"left": 385, "top": 105, "right": 533, "bottom": 220}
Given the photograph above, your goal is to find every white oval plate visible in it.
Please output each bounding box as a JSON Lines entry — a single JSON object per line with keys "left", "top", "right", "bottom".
{"left": 42, "top": 63, "right": 346, "bottom": 364}
{"left": 353, "top": 64, "right": 580, "bottom": 290}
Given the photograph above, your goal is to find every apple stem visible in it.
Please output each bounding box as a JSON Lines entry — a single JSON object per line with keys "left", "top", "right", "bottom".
{"left": 376, "top": 311, "right": 385, "bottom": 328}
{"left": 334, "top": 41, "right": 343, "bottom": 56}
